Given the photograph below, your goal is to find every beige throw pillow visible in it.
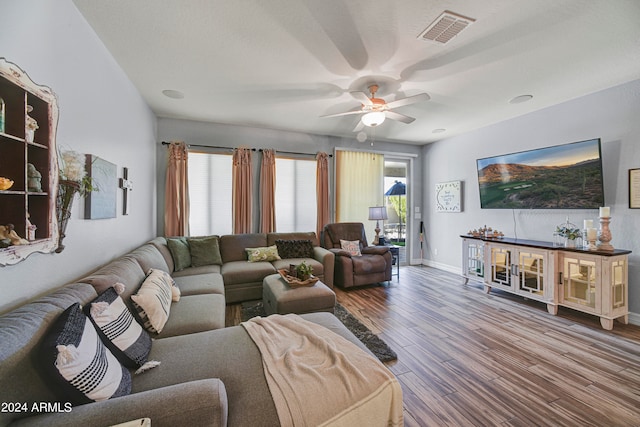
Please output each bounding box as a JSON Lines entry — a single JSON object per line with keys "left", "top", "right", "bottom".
{"left": 340, "top": 239, "right": 362, "bottom": 256}
{"left": 130, "top": 269, "right": 175, "bottom": 334}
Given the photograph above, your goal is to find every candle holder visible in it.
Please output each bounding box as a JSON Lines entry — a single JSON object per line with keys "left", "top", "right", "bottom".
{"left": 597, "top": 216, "right": 614, "bottom": 251}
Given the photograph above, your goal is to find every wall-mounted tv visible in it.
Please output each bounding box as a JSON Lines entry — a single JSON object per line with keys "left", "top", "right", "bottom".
{"left": 476, "top": 138, "right": 604, "bottom": 209}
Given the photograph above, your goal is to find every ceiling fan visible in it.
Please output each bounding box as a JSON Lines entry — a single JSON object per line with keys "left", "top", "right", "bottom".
{"left": 321, "top": 84, "right": 430, "bottom": 131}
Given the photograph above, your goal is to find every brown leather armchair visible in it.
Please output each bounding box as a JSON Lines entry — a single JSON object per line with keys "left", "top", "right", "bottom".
{"left": 321, "top": 222, "right": 392, "bottom": 288}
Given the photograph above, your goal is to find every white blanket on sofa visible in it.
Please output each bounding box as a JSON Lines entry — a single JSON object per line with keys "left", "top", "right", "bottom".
{"left": 242, "top": 314, "right": 403, "bottom": 427}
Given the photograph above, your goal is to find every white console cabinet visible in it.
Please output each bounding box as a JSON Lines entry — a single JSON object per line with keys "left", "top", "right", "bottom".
{"left": 461, "top": 236, "right": 630, "bottom": 330}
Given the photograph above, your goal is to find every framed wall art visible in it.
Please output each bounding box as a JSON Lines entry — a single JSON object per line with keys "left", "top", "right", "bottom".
{"left": 84, "top": 155, "right": 117, "bottom": 219}
{"left": 436, "top": 180, "right": 462, "bottom": 212}
{"left": 630, "top": 168, "right": 640, "bottom": 209}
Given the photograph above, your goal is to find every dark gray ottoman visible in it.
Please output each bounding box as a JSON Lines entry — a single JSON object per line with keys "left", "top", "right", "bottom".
{"left": 263, "top": 273, "right": 336, "bottom": 315}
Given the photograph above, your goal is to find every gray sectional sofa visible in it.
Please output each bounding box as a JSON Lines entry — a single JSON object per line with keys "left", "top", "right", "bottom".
{"left": 0, "top": 231, "right": 386, "bottom": 427}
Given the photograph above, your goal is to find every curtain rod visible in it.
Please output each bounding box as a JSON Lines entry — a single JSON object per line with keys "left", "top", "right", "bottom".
{"left": 161, "top": 141, "right": 332, "bottom": 157}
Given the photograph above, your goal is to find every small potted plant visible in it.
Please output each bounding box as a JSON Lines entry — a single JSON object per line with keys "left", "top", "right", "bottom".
{"left": 556, "top": 222, "right": 581, "bottom": 248}
{"left": 295, "top": 261, "right": 313, "bottom": 281}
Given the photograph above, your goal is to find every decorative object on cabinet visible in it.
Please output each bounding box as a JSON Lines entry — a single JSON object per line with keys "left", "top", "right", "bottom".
{"left": 25, "top": 105, "right": 38, "bottom": 142}
{"left": 0, "top": 57, "right": 59, "bottom": 266}
{"left": 56, "top": 150, "right": 95, "bottom": 252}
{"left": 554, "top": 217, "right": 581, "bottom": 248}
{"left": 0, "top": 177, "right": 13, "bottom": 190}
{"left": 467, "top": 225, "right": 503, "bottom": 238}
{"left": 629, "top": 168, "right": 640, "bottom": 208}
{"left": 119, "top": 167, "right": 133, "bottom": 215}
{"left": 84, "top": 155, "right": 117, "bottom": 220}
{"left": 597, "top": 207, "right": 614, "bottom": 251}
{"left": 0, "top": 95, "right": 5, "bottom": 133}
{"left": 435, "top": 180, "right": 461, "bottom": 212}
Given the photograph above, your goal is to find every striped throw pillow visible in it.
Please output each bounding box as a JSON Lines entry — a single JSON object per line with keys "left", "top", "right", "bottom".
{"left": 131, "top": 269, "right": 175, "bottom": 334}
{"left": 85, "top": 286, "right": 152, "bottom": 369}
{"left": 40, "top": 303, "right": 131, "bottom": 405}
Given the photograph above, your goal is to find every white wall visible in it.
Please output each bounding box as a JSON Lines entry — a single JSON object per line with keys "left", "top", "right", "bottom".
{"left": 422, "top": 79, "right": 640, "bottom": 316}
{"left": 0, "top": 0, "right": 158, "bottom": 314}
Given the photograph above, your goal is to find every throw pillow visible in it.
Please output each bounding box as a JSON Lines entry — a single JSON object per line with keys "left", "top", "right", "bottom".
{"left": 246, "top": 245, "right": 281, "bottom": 262}
{"left": 39, "top": 303, "right": 131, "bottom": 406}
{"left": 340, "top": 239, "right": 362, "bottom": 256}
{"left": 84, "top": 285, "right": 152, "bottom": 369}
{"left": 130, "top": 269, "right": 175, "bottom": 334}
{"left": 166, "top": 237, "right": 191, "bottom": 271}
{"left": 275, "top": 239, "right": 315, "bottom": 259}
{"left": 188, "top": 236, "right": 222, "bottom": 267}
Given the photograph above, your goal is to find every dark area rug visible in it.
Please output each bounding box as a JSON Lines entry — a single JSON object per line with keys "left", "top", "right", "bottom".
{"left": 241, "top": 301, "right": 397, "bottom": 363}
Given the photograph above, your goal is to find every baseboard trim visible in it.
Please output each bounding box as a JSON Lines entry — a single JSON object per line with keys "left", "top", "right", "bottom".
{"left": 411, "top": 258, "right": 639, "bottom": 327}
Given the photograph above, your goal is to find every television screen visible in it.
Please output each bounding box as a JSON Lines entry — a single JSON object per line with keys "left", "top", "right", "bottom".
{"left": 476, "top": 138, "right": 604, "bottom": 209}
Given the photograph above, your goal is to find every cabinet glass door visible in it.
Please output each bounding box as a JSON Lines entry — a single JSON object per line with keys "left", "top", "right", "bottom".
{"left": 611, "top": 259, "right": 626, "bottom": 310}
{"left": 518, "top": 251, "right": 544, "bottom": 296}
{"left": 490, "top": 246, "right": 511, "bottom": 287}
{"left": 466, "top": 242, "right": 484, "bottom": 278}
{"left": 563, "top": 257, "right": 596, "bottom": 309}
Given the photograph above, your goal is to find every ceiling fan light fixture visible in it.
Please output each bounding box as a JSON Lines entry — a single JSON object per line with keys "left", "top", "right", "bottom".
{"left": 362, "top": 111, "right": 386, "bottom": 127}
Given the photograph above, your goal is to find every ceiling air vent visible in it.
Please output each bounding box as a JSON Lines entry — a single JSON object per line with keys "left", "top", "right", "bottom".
{"left": 418, "top": 11, "right": 475, "bottom": 44}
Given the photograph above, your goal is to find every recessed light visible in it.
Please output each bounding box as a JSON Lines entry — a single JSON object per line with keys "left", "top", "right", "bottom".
{"left": 509, "top": 95, "right": 533, "bottom": 104}
{"left": 432, "top": 128, "right": 446, "bottom": 134}
{"left": 162, "top": 89, "right": 184, "bottom": 99}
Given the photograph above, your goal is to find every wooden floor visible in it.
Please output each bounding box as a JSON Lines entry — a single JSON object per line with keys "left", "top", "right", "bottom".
{"left": 227, "top": 266, "right": 640, "bottom": 426}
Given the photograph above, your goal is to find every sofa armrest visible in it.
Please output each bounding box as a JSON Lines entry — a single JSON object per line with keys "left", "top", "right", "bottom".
{"left": 313, "top": 246, "right": 335, "bottom": 288}
{"left": 329, "top": 248, "right": 352, "bottom": 258}
{"left": 11, "top": 379, "right": 227, "bottom": 427}
{"left": 361, "top": 246, "right": 390, "bottom": 256}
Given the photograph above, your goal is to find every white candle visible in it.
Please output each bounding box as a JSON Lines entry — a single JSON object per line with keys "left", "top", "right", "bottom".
{"left": 587, "top": 228, "right": 597, "bottom": 240}
{"left": 599, "top": 207, "right": 610, "bottom": 217}
{"left": 583, "top": 219, "right": 593, "bottom": 229}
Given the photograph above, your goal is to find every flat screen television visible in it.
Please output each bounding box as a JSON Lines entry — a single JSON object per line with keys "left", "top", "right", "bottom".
{"left": 476, "top": 138, "right": 604, "bottom": 209}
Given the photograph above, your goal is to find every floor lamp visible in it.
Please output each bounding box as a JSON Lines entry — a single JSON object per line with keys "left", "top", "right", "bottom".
{"left": 369, "top": 206, "right": 388, "bottom": 245}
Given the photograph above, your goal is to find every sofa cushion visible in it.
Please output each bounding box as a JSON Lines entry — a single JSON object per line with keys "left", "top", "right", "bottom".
{"left": 130, "top": 270, "right": 175, "bottom": 334}
{"left": 39, "top": 303, "right": 131, "bottom": 405}
{"left": 275, "top": 239, "right": 315, "bottom": 259}
{"left": 128, "top": 243, "right": 170, "bottom": 274}
{"left": 246, "top": 245, "right": 281, "bottom": 262}
{"left": 172, "top": 264, "right": 222, "bottom": 277}
{"left": 222, "top": 260, "right": 276, "bottom": 286}
{"left": 84, "top": 286, "right": 152, "bottom": 369}
{"left": 340, "top": 239, "right": 362, "bottom": 256}
{"left": 166, "top": 237, "right": 191, "bottom": 271}
{"left": 188, "top": 236, "right": 222, "bottom": 266}
{"left": 220, "top": 233, "right": 267, "bottom": 263}
{"left": 173, "top": 272, "right": 225, "bottom": 296}
{"left": 80, "top": 256, "right": 146, "bottom": 300}
{"left": 149, "top": 237, "right": 175, "bottom": 272}
{"left": 155, "top": 294, "right": 226, "bottom": 338}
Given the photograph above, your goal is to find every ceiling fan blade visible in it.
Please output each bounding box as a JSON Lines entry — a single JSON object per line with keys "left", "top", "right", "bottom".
{"left": 320, "top": 108, "right": 364, "bottom": 118}
{"left": 353, "top": 120, "right": 365, "bottom": 132}
{"left": 386, "top": 111, "right": 415, "bottom": 124}
{"left": 350, "top": 91, "right": 373, "bottom": 105}
{"left": 385, "top": 92, "right": 430, "bottom": 109}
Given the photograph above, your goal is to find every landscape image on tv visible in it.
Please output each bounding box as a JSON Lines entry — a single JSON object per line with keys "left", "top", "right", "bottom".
{"left": 476, "top": 139, "right": 604, "bottom": 209}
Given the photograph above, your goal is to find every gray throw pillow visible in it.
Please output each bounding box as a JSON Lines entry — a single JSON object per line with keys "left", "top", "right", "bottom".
{"left": 188, "top": 236, "right": 222, "bottom": 266}
{"left": 166, "top": 237, "right": 191, "bottom": 271}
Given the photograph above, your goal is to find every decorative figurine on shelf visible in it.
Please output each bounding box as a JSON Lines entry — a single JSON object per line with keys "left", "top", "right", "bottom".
{"left": 27, "top": 163, "right": 42, "bottom": 192}
{"left": 0, "top": 224, "right": 29, "bottom": 246}
{"left": 25, "top": 105, "right": 38, "bottom": 142}
{"left": 26, "top": 213, "right": 37, "bottom": 241}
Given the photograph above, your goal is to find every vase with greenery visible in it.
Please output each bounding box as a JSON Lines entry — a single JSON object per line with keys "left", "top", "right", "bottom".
{"left": 295, "top": 261, "right": 313, "bottom": 281}
{"left": 56, "top": 150, "right": 95, "bottom": 253}
{"left": 555, "top": 221, "right": 581, "bottom": 248}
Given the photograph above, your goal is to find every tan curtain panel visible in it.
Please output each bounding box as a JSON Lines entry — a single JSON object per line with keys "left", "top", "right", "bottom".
{"left": 233, "top": 147, "right": 253, "bottom": 234}
{"left": 316, "top": 152, "right": 330, "bottom": 238}
{"left": 260, "top": 149, "right": 276, "bottom": 233}
{"left": 164, "top": 141, "right": 190, "bottom": 237}
{"left": 336, "top": 150, "right": 384, "bottom": 240}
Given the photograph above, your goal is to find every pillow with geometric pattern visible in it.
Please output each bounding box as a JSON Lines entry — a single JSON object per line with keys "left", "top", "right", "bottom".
{"left": 39, "top": 303, "right": 131, "bottom": 406}
{"left": 340, "top": 239, "right": 362, "bottom": 256}
{"left": 275, "top": 239, "right": 315, "bottom": 259}
{"left": 84, "top": 285, "right": 153, "bottom": 370}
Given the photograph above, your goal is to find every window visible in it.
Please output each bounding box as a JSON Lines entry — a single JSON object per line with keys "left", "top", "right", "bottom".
{"left": 275, "top": 158, "right": 316, "bottom": 232}
{"left": 188, "top": 152, "right": 233, "bottom": 236}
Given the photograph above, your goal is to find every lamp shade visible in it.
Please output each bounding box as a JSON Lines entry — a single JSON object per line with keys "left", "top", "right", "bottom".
{"left": 361, "top": 111, "right": 386, "bottom": 127}
{"left": 368, "top": 206, "right": 388, "bottom": 221}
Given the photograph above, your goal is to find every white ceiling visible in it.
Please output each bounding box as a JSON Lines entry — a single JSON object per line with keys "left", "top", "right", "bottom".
{"left": 72, "top": 0, "right": 640, "bottom": 145}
